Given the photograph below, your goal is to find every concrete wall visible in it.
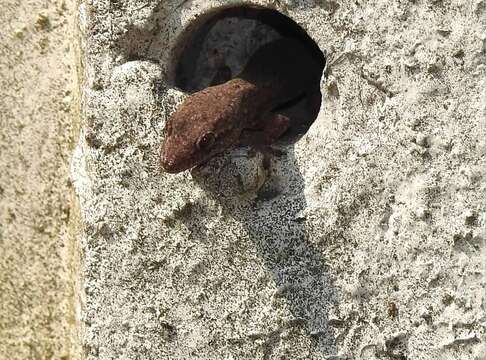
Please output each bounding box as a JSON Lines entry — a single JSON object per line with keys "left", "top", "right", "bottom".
{"left": 72, "top": 1, "right": 486, "bottom": 359}
{"left": 0, "top": 0, "right": 80, "bottom": 358}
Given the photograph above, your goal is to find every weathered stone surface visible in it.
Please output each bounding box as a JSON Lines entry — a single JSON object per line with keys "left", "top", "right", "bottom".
{"left": 73, "top": 0, "right": 486, "bottom": 359}
{"left": 0, "top": 0, "right": 79, "bottom": 358}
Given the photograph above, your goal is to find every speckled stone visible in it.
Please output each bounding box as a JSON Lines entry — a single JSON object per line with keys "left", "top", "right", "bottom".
{"left": 72, "top": 1, "right": 486, "bottom": 359}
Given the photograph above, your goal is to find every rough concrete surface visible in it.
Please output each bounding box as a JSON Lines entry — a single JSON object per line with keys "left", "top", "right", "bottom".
{"left": 0, "top": 0, "right": 79, "bottom": 359}
{"left": 73, "top": 0, "right": 486, "bottom": 359}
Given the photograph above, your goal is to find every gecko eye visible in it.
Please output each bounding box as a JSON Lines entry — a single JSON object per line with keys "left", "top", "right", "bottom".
{"left": 196, "top": 132, "right": 215, "bottom": 150}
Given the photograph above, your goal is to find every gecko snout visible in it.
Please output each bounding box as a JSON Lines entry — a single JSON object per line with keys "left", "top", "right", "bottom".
{"left": 160, "top": 147, "right": 195, "bottom": 173}
{"left": 160, "top": 148, "right": 179, "bottom": 173}
{"left": 160, "top": 156, "right": 180, "bottom": 173}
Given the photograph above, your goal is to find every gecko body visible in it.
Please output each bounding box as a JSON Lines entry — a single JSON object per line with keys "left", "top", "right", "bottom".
{"left": 161, "top": 38, "right": 321, "bottom": 173}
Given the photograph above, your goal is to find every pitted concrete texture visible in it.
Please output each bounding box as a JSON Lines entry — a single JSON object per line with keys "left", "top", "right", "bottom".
{"left": 0, "top": 0, "right": 79, "bottom": 358}
{"left": 73, "top": 0, "right": 486, "bottom": 359}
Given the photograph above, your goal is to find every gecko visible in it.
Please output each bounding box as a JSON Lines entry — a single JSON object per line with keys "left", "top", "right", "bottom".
{"left": 160, "top": 37, "right": 322, "bottom": 174}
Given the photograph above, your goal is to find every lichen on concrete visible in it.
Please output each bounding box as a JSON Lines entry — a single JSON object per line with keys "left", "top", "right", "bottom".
{"left": 73, "top": 0, "right": 486, "bottom": 359}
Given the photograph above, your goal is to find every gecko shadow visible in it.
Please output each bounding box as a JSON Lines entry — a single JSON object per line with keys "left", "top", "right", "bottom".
{"left": 190, "top": 145, "right": 339, "bottom": 357}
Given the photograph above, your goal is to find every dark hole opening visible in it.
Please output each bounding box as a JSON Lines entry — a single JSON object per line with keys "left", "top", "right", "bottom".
{"left": 170, "top": 6, "right": 326, "bottom": 144}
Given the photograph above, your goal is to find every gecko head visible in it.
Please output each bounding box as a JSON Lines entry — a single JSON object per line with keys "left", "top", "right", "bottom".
{"left": 160, "top": 86, "right": 242, "bottom": 173}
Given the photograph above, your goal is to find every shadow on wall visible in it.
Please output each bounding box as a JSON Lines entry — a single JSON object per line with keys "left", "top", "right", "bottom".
{"left": 191, "top": 146, "right": 338, "bottom": 356}
{"left": 226, "top": 151, "right": 338, "bottom": 356}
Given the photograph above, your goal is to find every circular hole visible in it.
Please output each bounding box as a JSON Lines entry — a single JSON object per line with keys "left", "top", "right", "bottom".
{"left": 169, "top": 5, "right": 326, "bottom": 144}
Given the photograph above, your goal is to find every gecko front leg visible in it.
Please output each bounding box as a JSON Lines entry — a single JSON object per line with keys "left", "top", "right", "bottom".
{"left": 239, "top": 112, "right": 290, "bottom": 194}
{"left": 240, "top": 112, "right": 290, "bottom": 151}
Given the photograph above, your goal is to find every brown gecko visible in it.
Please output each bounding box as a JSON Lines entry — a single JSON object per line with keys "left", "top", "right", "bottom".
{"left": 160, "top": 38, "right": 322, "bottom": 173}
